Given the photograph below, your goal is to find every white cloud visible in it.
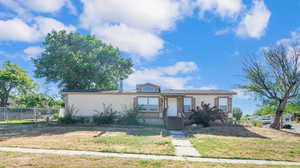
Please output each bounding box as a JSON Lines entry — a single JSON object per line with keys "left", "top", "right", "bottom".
{"left": 0, "top": 0, "right": 76, "bottom": 18}
{"left": 0, "top": 0, "right": 33, "bottom": 21}
{"left": 194, "top": 0, "right": 244, "bottom": 18}
{"left": 23, "top": 46, "right": 44, "bottom": 60}
{"left": 79, "top": 0, "right": 191, "bottom": 59}
{"left": 92, "top": 24, "right": 164, "bottom": 59}
{"left": 236, "top": 0, "right": 271, "bottom": 39}
{"left": 276, "top": 28, "right": 300, "bottom": 46}
{"left": 0, "top": 18, "right": 39, "bottom": 42}
{"left": 34, "top": 16, "right": 76, "bottom": 37}
{"left": 196, "top": 85, "right": 218, "bottom": 90}
{"left": 232, "top": 88, "right": 253, "bottom": 99}
{"left": 215, "top": 28, "right": 231, "bottom": 36}
{"left": 125, "top": 61, "right": 198, "bottom": 89}
{"left": 22, "top": 0, "right": 68, "bottom": 13}
{"left": 0, "top": 17, "right": 75, "bottom": 42}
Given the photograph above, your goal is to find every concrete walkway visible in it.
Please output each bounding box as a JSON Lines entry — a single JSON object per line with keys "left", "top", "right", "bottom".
{"left": 0, "top": 147, "right": 300, "bottom": 166}
{"left": 169, "top": 130, "right": 200, "bottom": 157}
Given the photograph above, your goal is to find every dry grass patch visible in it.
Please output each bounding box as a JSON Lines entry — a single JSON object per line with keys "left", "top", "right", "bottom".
{"left": 187, "top": 126, "right": 300, "bottom": 162}
{"left": 0, "top": 124, "right": 174, "bottom": 155}
{"left": 0, "top": 152, "right": 299, "bottom": 168}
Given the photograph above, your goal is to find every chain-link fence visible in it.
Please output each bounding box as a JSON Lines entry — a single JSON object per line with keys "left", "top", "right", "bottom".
{"left": 0, "top": 107, "right": 60, "bottom": 121}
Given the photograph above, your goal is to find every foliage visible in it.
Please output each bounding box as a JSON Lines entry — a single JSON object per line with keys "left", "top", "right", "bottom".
{"left": 0, "top": 61, "right": 35, "bottom": 107}
{"left": 233, "top": 107, "right": 243, "bottom": 124}
{"left": 117, "top": 106, "right": 143, "bottom": 125}
{"left": 189, "top": 102, "right": 227, "bottom": 127}
{"left": 34, "top": 30, "right": 133, "bottom": 90}
{"left": 48, "top": 99, "right": 64, "bottom": 108}
{"left": 242, "top": 45, "right": 300, "bottom": 129}
{"left": 93, "top": 104, "right": 118, "bottom": 125}
{"left": 250, "top": 120, "right": 263, "bottom": 127}
{"left": 58, "top": 105, "right": 80, "bottom": 124}
{"left": 12, "top": 92, "right": 64, "bottom": 108}
{"left": 255, "top": 99, "right": 300, "bottom": 116}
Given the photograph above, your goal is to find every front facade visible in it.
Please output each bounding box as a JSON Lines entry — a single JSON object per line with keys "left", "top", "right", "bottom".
{"left": 63, "top": 83, "right": 236, "bottom": 129}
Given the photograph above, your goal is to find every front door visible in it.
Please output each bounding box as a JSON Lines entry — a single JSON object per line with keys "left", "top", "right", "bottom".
{"left": 167, "top": 98, "right": 177, "bottom": 117}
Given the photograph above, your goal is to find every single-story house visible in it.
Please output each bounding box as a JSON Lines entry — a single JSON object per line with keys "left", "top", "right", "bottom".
{"left": 62, "top": 82, "right": 236, "bottom": 129}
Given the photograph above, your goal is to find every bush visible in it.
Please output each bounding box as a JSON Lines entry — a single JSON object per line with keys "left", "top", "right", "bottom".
{"left": 58, "top": 105, "right": 79, "bottom": 124}
{"left": 189, "top": 102, "right": 227, "bottom": 127}
{"left": 251, "top": 120, "right": 263, "bottom": 127}
{"left": 93, "top": 104, "right": 118, "bottom": 125}
{"left": 52, "top": 112, "right": 59, "bottom": 120}
{"left": 117, "top": 106, "right": 142, "bottom": 125}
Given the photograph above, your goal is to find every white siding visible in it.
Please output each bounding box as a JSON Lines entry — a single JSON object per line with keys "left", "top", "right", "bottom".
{"left": 66, "top": 94, "right": 157, "bottom": 117}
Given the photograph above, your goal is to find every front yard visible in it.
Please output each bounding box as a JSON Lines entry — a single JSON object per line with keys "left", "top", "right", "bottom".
{"left": 1, "top": 151, "right": 299, "bottom": 168}
{"left": 187, "top": 126, "right": 300, "bottom": 162}
{"left": 0, "top": 124, "right": 174, "bottom": 155}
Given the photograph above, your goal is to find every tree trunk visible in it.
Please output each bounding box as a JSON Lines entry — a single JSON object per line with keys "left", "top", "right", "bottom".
{"left": 271, "top": 99, "right": 288, "bottom": 129}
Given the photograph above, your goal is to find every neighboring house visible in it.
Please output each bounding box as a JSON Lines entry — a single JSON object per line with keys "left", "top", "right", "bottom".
{"left": 62, "top": 82, "right": 236, "bottom": 129}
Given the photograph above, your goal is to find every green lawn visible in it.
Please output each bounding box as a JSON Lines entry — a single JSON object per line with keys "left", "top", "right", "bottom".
{"left": 0, "top": 124, "right": 174, "bottom": 155}
{"left": 1, "top": 152, "right": 299, "bottom": 168}
{"left": 187, "top": 126, "right": 300, "bottom": 162}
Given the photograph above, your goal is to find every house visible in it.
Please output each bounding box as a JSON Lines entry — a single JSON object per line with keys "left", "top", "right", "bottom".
{"left": 62, "top": 82, "right": 236, "bottom": 129}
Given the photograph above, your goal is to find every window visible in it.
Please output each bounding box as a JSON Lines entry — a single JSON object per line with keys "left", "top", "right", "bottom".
{"left": 137, "top": 97, "right": 159, "bottom": 112}
{"left": 142, "top": 87, "right": 156, "bottom": 92}
{"left": 184, "top": 97, "right": 192, "bottom": 112}
{"left": 219, "top": 98, "right": 228, "bottom": 112}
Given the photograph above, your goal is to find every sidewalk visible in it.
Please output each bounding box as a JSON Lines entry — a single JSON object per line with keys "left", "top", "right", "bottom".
{"left": 0, "top": 147, "right": 300, "bottom": 166}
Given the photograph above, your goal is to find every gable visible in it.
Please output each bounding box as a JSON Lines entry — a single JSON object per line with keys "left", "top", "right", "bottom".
{"left": 136, "top": 83, "right": 160, "bottom": 93}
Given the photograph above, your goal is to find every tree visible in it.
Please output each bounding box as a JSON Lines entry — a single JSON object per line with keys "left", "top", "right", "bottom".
{"left": 242, "top": 45, "right": 300, "bottom": 129}
{"left": 34, "top": 30, "right": 133, "bottom": 90}
{"left": 0, "top": 61, "right": 35, "bottom": 107}
{"left": 189, "top": 102, "right": 227, "bottom": 127}
{"left": 233, "top": 107, "right": 243, "bottom": 125}
{"left": 255, "top": 99, "right": 300, "bottom": 116}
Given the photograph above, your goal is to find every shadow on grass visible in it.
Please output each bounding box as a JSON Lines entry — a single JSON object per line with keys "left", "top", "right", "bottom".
{"left": 0, "top": 122, "right": 167, "bottom": 142}
{"left": 184, "top": 125, "right": 270, "bottom": 139}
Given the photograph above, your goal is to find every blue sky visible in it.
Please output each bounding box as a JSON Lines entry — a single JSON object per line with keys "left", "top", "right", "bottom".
{"left": 0, "top": 0, "right": 300, "bottom": 114}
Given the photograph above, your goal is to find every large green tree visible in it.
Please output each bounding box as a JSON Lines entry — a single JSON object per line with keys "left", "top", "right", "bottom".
{"left": 242, "top": 45, "right": 300, "bottom": 129}
{"left": 34, "top": 30, "right": 133, "bottom": 90}
{"left": 0, "top": 61, "right": 35, "bottom": 107}
{"left": 256, "top": 98, "right": 300, "bottom": 116}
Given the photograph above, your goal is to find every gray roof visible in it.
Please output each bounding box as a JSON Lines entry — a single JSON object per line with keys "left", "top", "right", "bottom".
{"left": 162, "top": 89, "right": 236, "bottom": 95}
{"left": 63, "top": 89, "right": 236, "bottom": 95}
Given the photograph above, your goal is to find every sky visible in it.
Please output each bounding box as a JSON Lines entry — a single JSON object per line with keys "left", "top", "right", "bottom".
{"left": 0, "top": 0, "right": 300, "bottom": 114}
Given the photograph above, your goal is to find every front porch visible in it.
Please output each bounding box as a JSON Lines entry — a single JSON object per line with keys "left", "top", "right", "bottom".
{"left": 162, "top": 94, "right": 187, "bottom": 130}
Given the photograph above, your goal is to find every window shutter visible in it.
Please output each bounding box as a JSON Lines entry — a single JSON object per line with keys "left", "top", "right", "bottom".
{"left": 214, "top": 97, "right": 219, "bottom": 108}
{"left": 228, "top": 97, "right": 232, "bottom": 113}
{"left": 192, "top": 97, "right": 196, "bottom": 110}
{"left": 133, "top": 97, "right": 138, "bottom": 107}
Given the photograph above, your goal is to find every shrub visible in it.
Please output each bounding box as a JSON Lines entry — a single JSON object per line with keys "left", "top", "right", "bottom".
{"left": 93, "top": 104, "right": 118, "bottom": 125}
{"left": 58, "top": 105, "right": 79, "bottom": 124}
{"left": 52, "top": 112, "right": 59, "bottom": 120}
{"left": 189, "top": 102, "right": 227, "bottom": 127}
{"left": 233, "top": 107, "right": 243, "bottom": 125}
{"left": 251, "top": 120, "right": 263, "bottom": 127}
{"left": 117, "top": 106, "right": 143, "bottom": 125}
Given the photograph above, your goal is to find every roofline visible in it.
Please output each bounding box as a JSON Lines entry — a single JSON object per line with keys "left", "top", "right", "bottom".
{"left": 62, "top": 91, "right": 237, "bottom": 96}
